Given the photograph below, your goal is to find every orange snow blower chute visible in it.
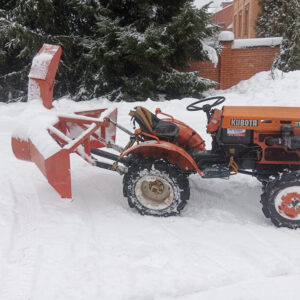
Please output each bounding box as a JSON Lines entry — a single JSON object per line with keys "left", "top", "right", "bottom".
{"left": 11, "top": 44, "right": 118, "bottom": 199}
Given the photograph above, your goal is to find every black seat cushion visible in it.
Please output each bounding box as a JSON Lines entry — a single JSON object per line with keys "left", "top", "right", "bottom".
{"left": 130, "top": 106, "right": 179, "bottom": 139}
{"left": 152, "top": 116, "right": 179, "bottom": 138}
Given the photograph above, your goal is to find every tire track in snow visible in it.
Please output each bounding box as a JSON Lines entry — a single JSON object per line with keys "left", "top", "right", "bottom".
{"left": 53, "top": 166, "right": 106, "bottom": 299}
{"left": 0, "top": 175, "right": 43, "bottom": 300}
{"left": 157, "top": 219, "right": 237, "bottom": 278}
{"left": 240, "top": 226, "right": 296, "bottom": 277}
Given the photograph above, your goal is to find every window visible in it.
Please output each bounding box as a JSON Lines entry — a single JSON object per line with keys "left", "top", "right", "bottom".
{"left": 244, "top": 4, "right": 249, "bottom": 37}
{"left": 234, "top": 15, "right": 237, "bottom": 37}
{"left": 238, "top": 11, "right": 242, "bottom": 38}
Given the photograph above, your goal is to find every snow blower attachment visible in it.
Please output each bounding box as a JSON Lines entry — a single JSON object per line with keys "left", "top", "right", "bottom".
{"left": 12, "top": 45, "right": 300, "bottom": 229}
{"left": 11, "top": 44, "right": 124, "bottom": 199}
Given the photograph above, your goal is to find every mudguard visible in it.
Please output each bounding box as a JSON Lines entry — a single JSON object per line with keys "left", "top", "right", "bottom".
{"left": 121, "top": 140, "right": 201, "bottom": 175}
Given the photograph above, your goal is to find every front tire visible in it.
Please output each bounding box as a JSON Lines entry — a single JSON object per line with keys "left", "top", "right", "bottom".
{"left": 261, "top": 172, "right": 300, "bottom": 229}
{"left": 123, "top": 159, "right": 190, "bottom": 216}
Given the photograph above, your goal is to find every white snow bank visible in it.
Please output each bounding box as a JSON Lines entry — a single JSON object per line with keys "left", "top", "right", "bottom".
{"left": 213, "top": 69, "right": 300, "bottom": 107}
{"left": 232, "top": 37, "right": 283, "bottom": 49}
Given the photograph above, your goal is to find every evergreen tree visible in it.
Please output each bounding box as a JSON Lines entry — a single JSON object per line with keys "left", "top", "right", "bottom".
{"left": 256, "top": 0, "right": 300, "bottom": 72}
{"left": 274, "top": 0, "right": 300, "bottom": 71}
{"left": 256, "top": 0, "right": 284, "bottom": 37}
{"left": 0, "top": 0, "right": 217, "bottom": 102}
{"left": 0, "top": 0, "right": 100, "bottom": 102}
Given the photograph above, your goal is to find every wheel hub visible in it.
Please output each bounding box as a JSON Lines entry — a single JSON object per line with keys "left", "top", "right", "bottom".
{"left": 149, "top": 180, "right": 164, "bottom": 194}
{"left": 135, "top": 175, "right": 174, "bottom": 210}
{"left": 279, "top": 192, "right": 300, "bottom": 219}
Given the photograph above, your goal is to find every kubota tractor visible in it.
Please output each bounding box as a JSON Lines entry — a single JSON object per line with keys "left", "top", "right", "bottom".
{"left": 12, "top": 44, "right": 300, "bottom": 229}
{"left": 120, "top": 98, "right": 300, "bottom": 229}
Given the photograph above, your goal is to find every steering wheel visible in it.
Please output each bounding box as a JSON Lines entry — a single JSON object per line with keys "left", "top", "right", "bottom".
{"left": 186, "top": 96, "right": 225, "bottom": 112}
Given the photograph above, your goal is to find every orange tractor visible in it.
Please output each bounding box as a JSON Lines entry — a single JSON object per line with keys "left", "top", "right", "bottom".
{"left": 122, "top": 101, "right": 300, "bottom": 229}
{"left": 12, "top": 45, "right": 300, "bottom": 229}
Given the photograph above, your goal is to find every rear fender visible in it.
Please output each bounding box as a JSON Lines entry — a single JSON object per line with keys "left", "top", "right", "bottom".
{"left": 121, "top": 141, "right": 201, "bottom": 174}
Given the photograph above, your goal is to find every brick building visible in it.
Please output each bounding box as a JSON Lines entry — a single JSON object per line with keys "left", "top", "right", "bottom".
{"left": 211, "top": 2, "right": 234, "bottom": 31}
{"left": 233, "top": 0, "right": 261, "bottom": 39}
{"left": 184, "top": 32, "right": 282, "bottom": 89}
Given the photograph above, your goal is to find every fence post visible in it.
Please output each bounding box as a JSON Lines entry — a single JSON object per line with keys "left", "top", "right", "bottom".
{"left": 218, "top": 31, "right": 234, "bottom": 90}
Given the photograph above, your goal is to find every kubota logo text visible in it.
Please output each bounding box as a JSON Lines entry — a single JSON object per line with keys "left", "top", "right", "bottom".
{"left": 230, "top": 119, "right": 258, "bottom": 127}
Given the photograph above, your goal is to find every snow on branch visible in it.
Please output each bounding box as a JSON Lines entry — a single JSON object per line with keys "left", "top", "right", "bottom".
{"left": 202, "top": 41, "right": 218, "bottom": 67}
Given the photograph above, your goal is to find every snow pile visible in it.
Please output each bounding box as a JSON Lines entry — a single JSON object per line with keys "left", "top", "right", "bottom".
{"left": 217, "top": 69, "right": 300, "bottom": 107}
{"left": 1, "top": 70, "right": 300, "bottom": 299}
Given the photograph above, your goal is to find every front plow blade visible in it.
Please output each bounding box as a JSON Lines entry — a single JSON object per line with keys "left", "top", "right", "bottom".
{"left": 12, "top": 138, "right": 71, "bottom": 198}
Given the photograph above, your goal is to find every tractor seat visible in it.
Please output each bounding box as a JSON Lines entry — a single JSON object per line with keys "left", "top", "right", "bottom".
{"left": 129, "top": 106, "right": 179, "bottom": 139}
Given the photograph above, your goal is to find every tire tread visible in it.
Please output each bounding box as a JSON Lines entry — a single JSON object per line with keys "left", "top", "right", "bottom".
{"left": 123, "top": 158, "right": 190, "bottom": 216}
{"left": 261, "top": 171, "right": 300, "bottom": 229}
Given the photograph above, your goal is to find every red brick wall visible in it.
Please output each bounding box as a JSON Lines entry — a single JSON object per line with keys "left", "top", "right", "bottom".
{"left": 185, "top": 40, "right": 280, "bottom": 90}
{"left": 186, "top": 61, "right": 220, "bottom": 83}
{"left": 226, "top": 46, "right": 279, "bottom": 89}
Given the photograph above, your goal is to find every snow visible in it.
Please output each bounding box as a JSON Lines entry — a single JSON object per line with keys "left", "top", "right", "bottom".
{"left": 2, "top": 70, "right": 300, "bottom": 299}
{"left": 218, "top": 32, "right": 282, "bottom": 48}
{"left": 27, "top": 79, "right": 42, "bottom": 102}
{"left": 12, "top": 100, "right": 61, "bottom": 159}
{"left": 28, "top": 52, "right": 53, "bottom": 80}
{"left": 12, "top": 102, "right": 116, "bottom": 159}
{"left": 232, "top": 37, "right": 283, "bottom": 49}
{"left": 219, "top": 30, "right": 234, "bottom": 41}
{"left": 202, "top": 41, "right": 218, "bottom": 67}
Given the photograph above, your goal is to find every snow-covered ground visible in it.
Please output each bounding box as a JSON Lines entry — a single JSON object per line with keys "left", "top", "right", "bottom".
{"left": 1, "top": 70, "right": 300, "bottom": 299}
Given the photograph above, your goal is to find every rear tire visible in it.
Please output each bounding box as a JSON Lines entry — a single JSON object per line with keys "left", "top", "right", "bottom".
{"left": 123, "top": 158, "right": 190, "bottom": 216}
{"left": 261, "top": 172, "right": 300, "bottom": 229}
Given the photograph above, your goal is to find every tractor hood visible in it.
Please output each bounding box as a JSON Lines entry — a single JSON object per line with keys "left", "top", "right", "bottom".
{"left": 222, "top": 106, "right": 300, "bottom": 131}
